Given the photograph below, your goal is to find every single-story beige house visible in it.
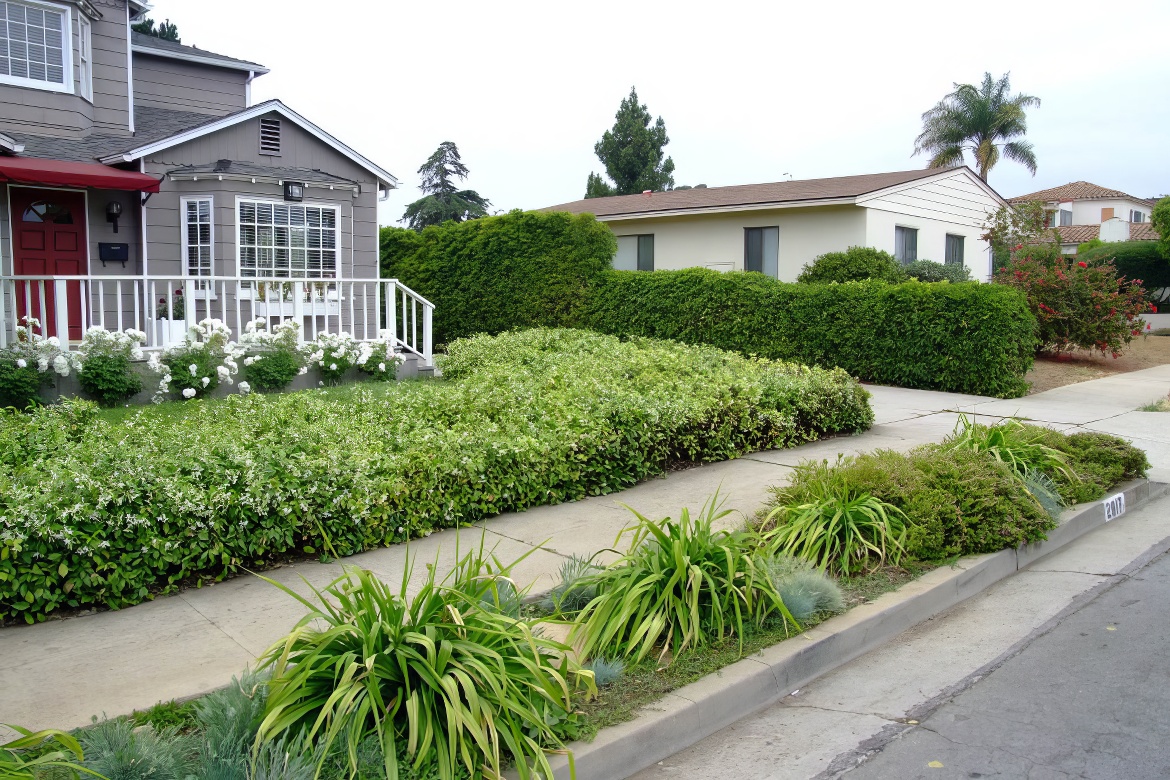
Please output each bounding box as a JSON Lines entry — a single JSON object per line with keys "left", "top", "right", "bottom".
{"left": 544, "top": 167, "right": 1009, "bottom": 281}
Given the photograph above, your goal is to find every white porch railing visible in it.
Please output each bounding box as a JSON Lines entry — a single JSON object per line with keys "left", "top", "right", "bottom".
{"left": 0, "top": 275, "right": 434, "bottom": 364}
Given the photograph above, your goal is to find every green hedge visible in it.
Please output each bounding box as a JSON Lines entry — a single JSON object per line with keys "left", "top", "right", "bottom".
{"left": 0, "top": 329, "right": 872, "bottom": 622}
{"left": 381, "top": 211, "right": 615, "bottom": 344}
{"left": 1076, "top": 241, "right": 1170, "bottom": 290}
{"left": 580, "top": 268, "right": 1038, "bottom": 397}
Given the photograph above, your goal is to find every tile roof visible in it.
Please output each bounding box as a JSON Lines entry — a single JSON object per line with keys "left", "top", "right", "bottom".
{"left": 166, "top": 160, "right": 358, "bottom": 186}
{"left": 6, "top": 106, "right": 248, "bottom": 162}
{"left": 1009, "top": 181, "right": 1148, "bottom": 204}
{"left": 543, "top": 168, "right": 961, "bottom": 218}
{"left": 131, "top": 32, "right": 266, "bottom": 72}
{"left": 1036, "top": 222, "right": 1159, "bottom": 244}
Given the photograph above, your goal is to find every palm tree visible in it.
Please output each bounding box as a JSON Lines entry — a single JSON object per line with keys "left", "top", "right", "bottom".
{"left": 913, "top": 72, "right": 1040, "bottom": 182}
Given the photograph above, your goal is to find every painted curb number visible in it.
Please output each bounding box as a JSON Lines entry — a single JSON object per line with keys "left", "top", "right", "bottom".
{"left": 1103, "top": 493, "right": 1126, "bottom": 522}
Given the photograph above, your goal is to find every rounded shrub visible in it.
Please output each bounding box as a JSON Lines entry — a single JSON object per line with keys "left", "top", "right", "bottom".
{"left": 797, "top": 246, "right": 906, "bottom": 284}
{"left": 77, "top": 354, "right": 142, "bottom": 407}
{"left": 902, "top": 259, "right": 972, "bottom": 283}
{"left": 0, "top": 357, "right": 43, "bottom": 410}
{"left": 243, "top": 350, "right": 301, "bottom": 391}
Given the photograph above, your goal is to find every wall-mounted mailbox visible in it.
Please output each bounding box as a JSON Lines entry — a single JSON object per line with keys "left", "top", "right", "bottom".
{"left": 98, "top": 242, "right": 130, "bottom": 268}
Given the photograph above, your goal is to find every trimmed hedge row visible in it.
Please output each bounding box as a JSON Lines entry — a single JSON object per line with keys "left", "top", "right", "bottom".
{"left": 0, "top": 328, "right": 872, "bottom": 622}
{"left": 581, "top": 268, "right": 1038, "bottom": 398}
{"left": 382, "top": 212, "right": 1038, "bottom": 398}
{"left": 1077, "top": 240, "right": 1170, "bottom": 291}
{"left": 380, "top": 211, "right": 616, "bottom": 345}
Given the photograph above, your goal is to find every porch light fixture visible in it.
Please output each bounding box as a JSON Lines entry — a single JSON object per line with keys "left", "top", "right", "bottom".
{"left": 106, "top": 200, "right": 123, "bottom": 233}
{"left": 283, "top": 181, "right": 304, "bottom": 202}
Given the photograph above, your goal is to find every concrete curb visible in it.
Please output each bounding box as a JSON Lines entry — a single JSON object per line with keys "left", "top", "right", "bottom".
{"left": 545, "top": 478, "right": 1167, "bottom": 780}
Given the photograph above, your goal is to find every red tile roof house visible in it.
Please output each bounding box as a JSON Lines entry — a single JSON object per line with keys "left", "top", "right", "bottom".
{"left": 1009, "top": 181, "right": 1159, "bottom": 255}
{"left": 0, "top": 0, "right": 431, "bottom": 363}
{"left": 544, "top": 167, "right": 1010, "bottom": 281}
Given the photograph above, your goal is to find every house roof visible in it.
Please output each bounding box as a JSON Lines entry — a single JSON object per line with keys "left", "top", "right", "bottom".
{"left": 1009, "top": 181, "right": 1150, "bottom": 205}
{"left": 130, "top": 31, "right": 269, "bottom": 74}
{"left": 543, "top": 168, "right": 982, "bottom": 218}
{"left": 100, "top": 100, "right": 398, "bottom": 190}
{"left": 165, "top": 160, "right": 359, "bottom": 187}
{"left": 6, "top": 106, "right": 218, "bottom": 163}
{"left": 1037, "top": 222, "right": 1159, "bottom": 245}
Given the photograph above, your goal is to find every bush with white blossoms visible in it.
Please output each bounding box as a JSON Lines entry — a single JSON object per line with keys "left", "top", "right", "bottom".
{"left": 74, "top": 327, "right": 147, "bottom": 407}
{"left": 154, "top": 318, "right": 242, "bottom": 401}
{"left": 301, "top": 331, "right": 360, "bottom": 383}
{"left": 0, "top": 317, "right": 70, "bottom": 409}
{"left": 355, "top": 330, "right": 404, "bottom": 381}
{"left": 239, "top": 319, "right": 303, "bottom": 392}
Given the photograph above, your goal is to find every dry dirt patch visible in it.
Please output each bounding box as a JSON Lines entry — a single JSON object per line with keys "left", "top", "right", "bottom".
{"left": 1025, "top": 335, "right": 1170, "bottom": 395}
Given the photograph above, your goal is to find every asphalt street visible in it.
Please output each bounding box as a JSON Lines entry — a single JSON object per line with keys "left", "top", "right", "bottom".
{"left": 842, "top": 550, "right": 1170, "bottom": 779}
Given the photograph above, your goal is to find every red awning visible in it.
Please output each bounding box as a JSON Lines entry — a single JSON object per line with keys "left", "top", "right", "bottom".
{"left": 0, "top": 156, "right": 161, "bottom": 193}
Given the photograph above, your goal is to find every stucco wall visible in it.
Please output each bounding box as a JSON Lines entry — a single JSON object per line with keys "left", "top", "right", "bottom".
{"left": 863, "top": 209, "right": 991, "bottom": 279}
{"left": 1069, "top": 198, "right": 1151, "bottom": 225}
{"left": 606, "top": 205, "right": 866, "bottom": 281}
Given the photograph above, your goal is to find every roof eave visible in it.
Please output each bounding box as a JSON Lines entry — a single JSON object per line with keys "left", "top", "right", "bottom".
{"left": 586, "top": 196, "right": 859, "bottom": 221}
{"left": 0, "top": 132, "right": 25, "bottom": 154}
{"left": 131, "top": 43, "right": 270, "bottom": 75}
{"left": 102, "top": 100, "right": 398, "bottom": 189}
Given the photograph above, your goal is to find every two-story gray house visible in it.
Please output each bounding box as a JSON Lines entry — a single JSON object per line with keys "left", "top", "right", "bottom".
{"left": 0, "top": 0, "right": 431, "bottom": 360}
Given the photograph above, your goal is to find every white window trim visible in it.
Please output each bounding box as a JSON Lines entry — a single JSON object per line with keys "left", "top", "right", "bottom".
{"left": 76, "top": 11, "right": 90, "bottom": 101}
{"left": 180, "top": 196, "right": 215, "bottom": 297}
{"left": 234, "top": 195, "right": 342, "bottom": 281}
{"left": 0, "top": 0, "right": 75, "bottom": 94}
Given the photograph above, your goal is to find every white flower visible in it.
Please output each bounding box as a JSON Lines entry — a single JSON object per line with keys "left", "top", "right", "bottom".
{"left": 188, "top": 364, "right": 198, "bottom": 376}
{"left": 378, "top": 362, "right": 386, "bottom": 372}
{"left": 182, "top": 388, "right": 196, "bottom": 399}
{"left": 329, "top": 363, "right": 338, "bottom": 371}
{"left": 15, "top": 358, "right": 27, "bottom": 369}
{"left": 238, "top": 381, "right": 251, "bottom": 394}
{"left": 37, "top": 357, "right": 49, "bottom": 372}
{"left": 217, "top": 366, "right": 230, "bottom": 381}
{"left": 130, "top": 348, "right": 144, "bottom": 361}
{"left": 318, "top": 380, "right": 324, "bottom": 386}
{"left": 47, "top": 336, "right": 60, "bottom": 348}
{"left": 147, "top": 352, "right": 162, "bottom": 372}
{"left": 201, "top": 376, "right": 210, "bottom": 387}
{"left": 298, "top": 367, "right": 308, "bottom": 375}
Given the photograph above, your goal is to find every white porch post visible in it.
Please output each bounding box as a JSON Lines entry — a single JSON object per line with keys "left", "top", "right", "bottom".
{"left": 386, "top": 280, "right": 397, "bottom": 344}
{"left": 54, "top": 279, "right": 70, "bottom": 341}
{"left": 183, "top": 278, "right": 197, "bottom": 332}
{"left": 422, "top": 303, "right": 433, "bottom": 366}
{"left": 0, "top": 279, "right": 7, "bottom": 349}
{"left": 292, "top": 281, "right": 305, "bottom": 343}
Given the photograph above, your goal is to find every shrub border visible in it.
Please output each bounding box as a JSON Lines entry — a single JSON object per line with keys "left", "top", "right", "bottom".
{"left": 542, "top": 478, "right": 1167, "bottom": 780}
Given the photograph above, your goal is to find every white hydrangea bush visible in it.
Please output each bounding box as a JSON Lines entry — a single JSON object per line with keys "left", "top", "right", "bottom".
{"left": 301, "top": 331, "right": 360, "bottom": 382}
{"left": 356, "top": 330, "right": 404, "bottom": 381}
{"left": 153, "top": 318, "right": 242, "bottom": 401}
{"left": 4, "top": 316, "right": 71, "bottom": 377}
{"left": 76, "top": 327, "right": 146, "bottom": 364}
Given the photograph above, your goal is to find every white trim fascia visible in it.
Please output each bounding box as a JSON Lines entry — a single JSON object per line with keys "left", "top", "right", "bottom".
{"left": 0, "top": 133, "right": 26, "bottom": 154}
{"left": 167, "top": 172, "right": 360, "bottom": 194}
{"left": 854, "top": 167, "right": 1009, "bottom": 209}
{"left": 124, "top": 4, "right": 134, "bottom": 132}
{"left": 593, "top": 196, "right": 858, "bottom": 223}
{"left": 101, "top": 100, "right": 399, "bottom": 190}
{"left": 130, "top": 43, "right": 271, "bottom": 75}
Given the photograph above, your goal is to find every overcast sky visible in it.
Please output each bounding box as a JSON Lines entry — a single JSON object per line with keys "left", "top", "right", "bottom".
{"left": 148, "top": 0, "right": 1169, "bottom": 226}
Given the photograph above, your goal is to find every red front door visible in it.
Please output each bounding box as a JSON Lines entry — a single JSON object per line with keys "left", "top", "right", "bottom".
{"left": 10, "top": 188, "right": 87, "bottom": 341}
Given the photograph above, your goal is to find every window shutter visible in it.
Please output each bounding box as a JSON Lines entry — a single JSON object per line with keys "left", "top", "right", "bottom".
{"left": 259, "top": 118, "right": 281, "bottom": 155}
{"left": 1101, "top": 207, "right": 1114, "bottom": 221}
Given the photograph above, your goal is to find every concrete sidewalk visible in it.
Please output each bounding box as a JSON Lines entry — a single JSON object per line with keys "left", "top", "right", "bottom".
{"left": 1, "top": 366, "right": 1168, "bottom": 733}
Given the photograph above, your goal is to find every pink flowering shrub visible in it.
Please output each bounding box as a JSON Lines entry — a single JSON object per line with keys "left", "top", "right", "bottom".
{"left": 995, "top": 248, "right": 1151, "bottom": 357}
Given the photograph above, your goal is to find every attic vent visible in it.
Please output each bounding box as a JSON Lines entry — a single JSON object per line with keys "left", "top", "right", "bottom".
{"left": 259, "top": 118, "right": 281, "bottom": 155}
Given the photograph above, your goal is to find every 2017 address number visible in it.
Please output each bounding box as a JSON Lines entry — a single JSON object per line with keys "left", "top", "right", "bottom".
{"left": 1103, "top": 493, "right": 1126, "bottom": 522}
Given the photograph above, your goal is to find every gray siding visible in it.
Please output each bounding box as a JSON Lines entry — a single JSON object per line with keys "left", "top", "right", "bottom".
{"left": 0, "top": 1, "right": 129, "bottom": 137}
{"left": 142, "top": 112, "right": 382, "bottom": 280}
{"left": 132, "top": 53, "right": 247, "bottom": 116}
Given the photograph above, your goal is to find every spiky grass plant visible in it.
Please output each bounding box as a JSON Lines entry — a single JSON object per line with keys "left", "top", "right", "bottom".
{"left": 539, "top": 555, "right": 601, "bottom": 614}
{"left": 1, "top": 726, "right": 107, "bottom": 779}
{"left": 583, "top": 658, "right": 625, "bottom": 687}
{"left": 763, "top": 556, "right": 845, "bottom": 621}
{"left": 256, "top": 543, "right": 593, "bottom": 780}
{"left": 78, "top": 718, "right": 193, "bottom": 780}
{"left": 762, "top": 460, "right": 910, "bottom": 576}
{"left": 570, "top": 494, "right": 798, "bottom": 665}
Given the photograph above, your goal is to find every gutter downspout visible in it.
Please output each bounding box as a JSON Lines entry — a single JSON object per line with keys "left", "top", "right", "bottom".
{"left": 245, "top": 71, "right": 254, "bottom": 107}
{"left": 125, "top": 5, "right": 135, "bottom": 133}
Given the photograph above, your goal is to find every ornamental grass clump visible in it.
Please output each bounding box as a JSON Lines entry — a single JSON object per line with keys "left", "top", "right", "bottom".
{"left": 75, "top": 326, "right": 146, "bottom": 406}
{"left": 570, "top": 495, "right": 798, "bottom": 664}
{"left": 256, "top": 545, "right": 593, "bottom": 780}
{"left": 1, "top": 726, "right": 103, "bottom": 779}
{"left": 761, "top": 462, "right": 910, "bottom": 576}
